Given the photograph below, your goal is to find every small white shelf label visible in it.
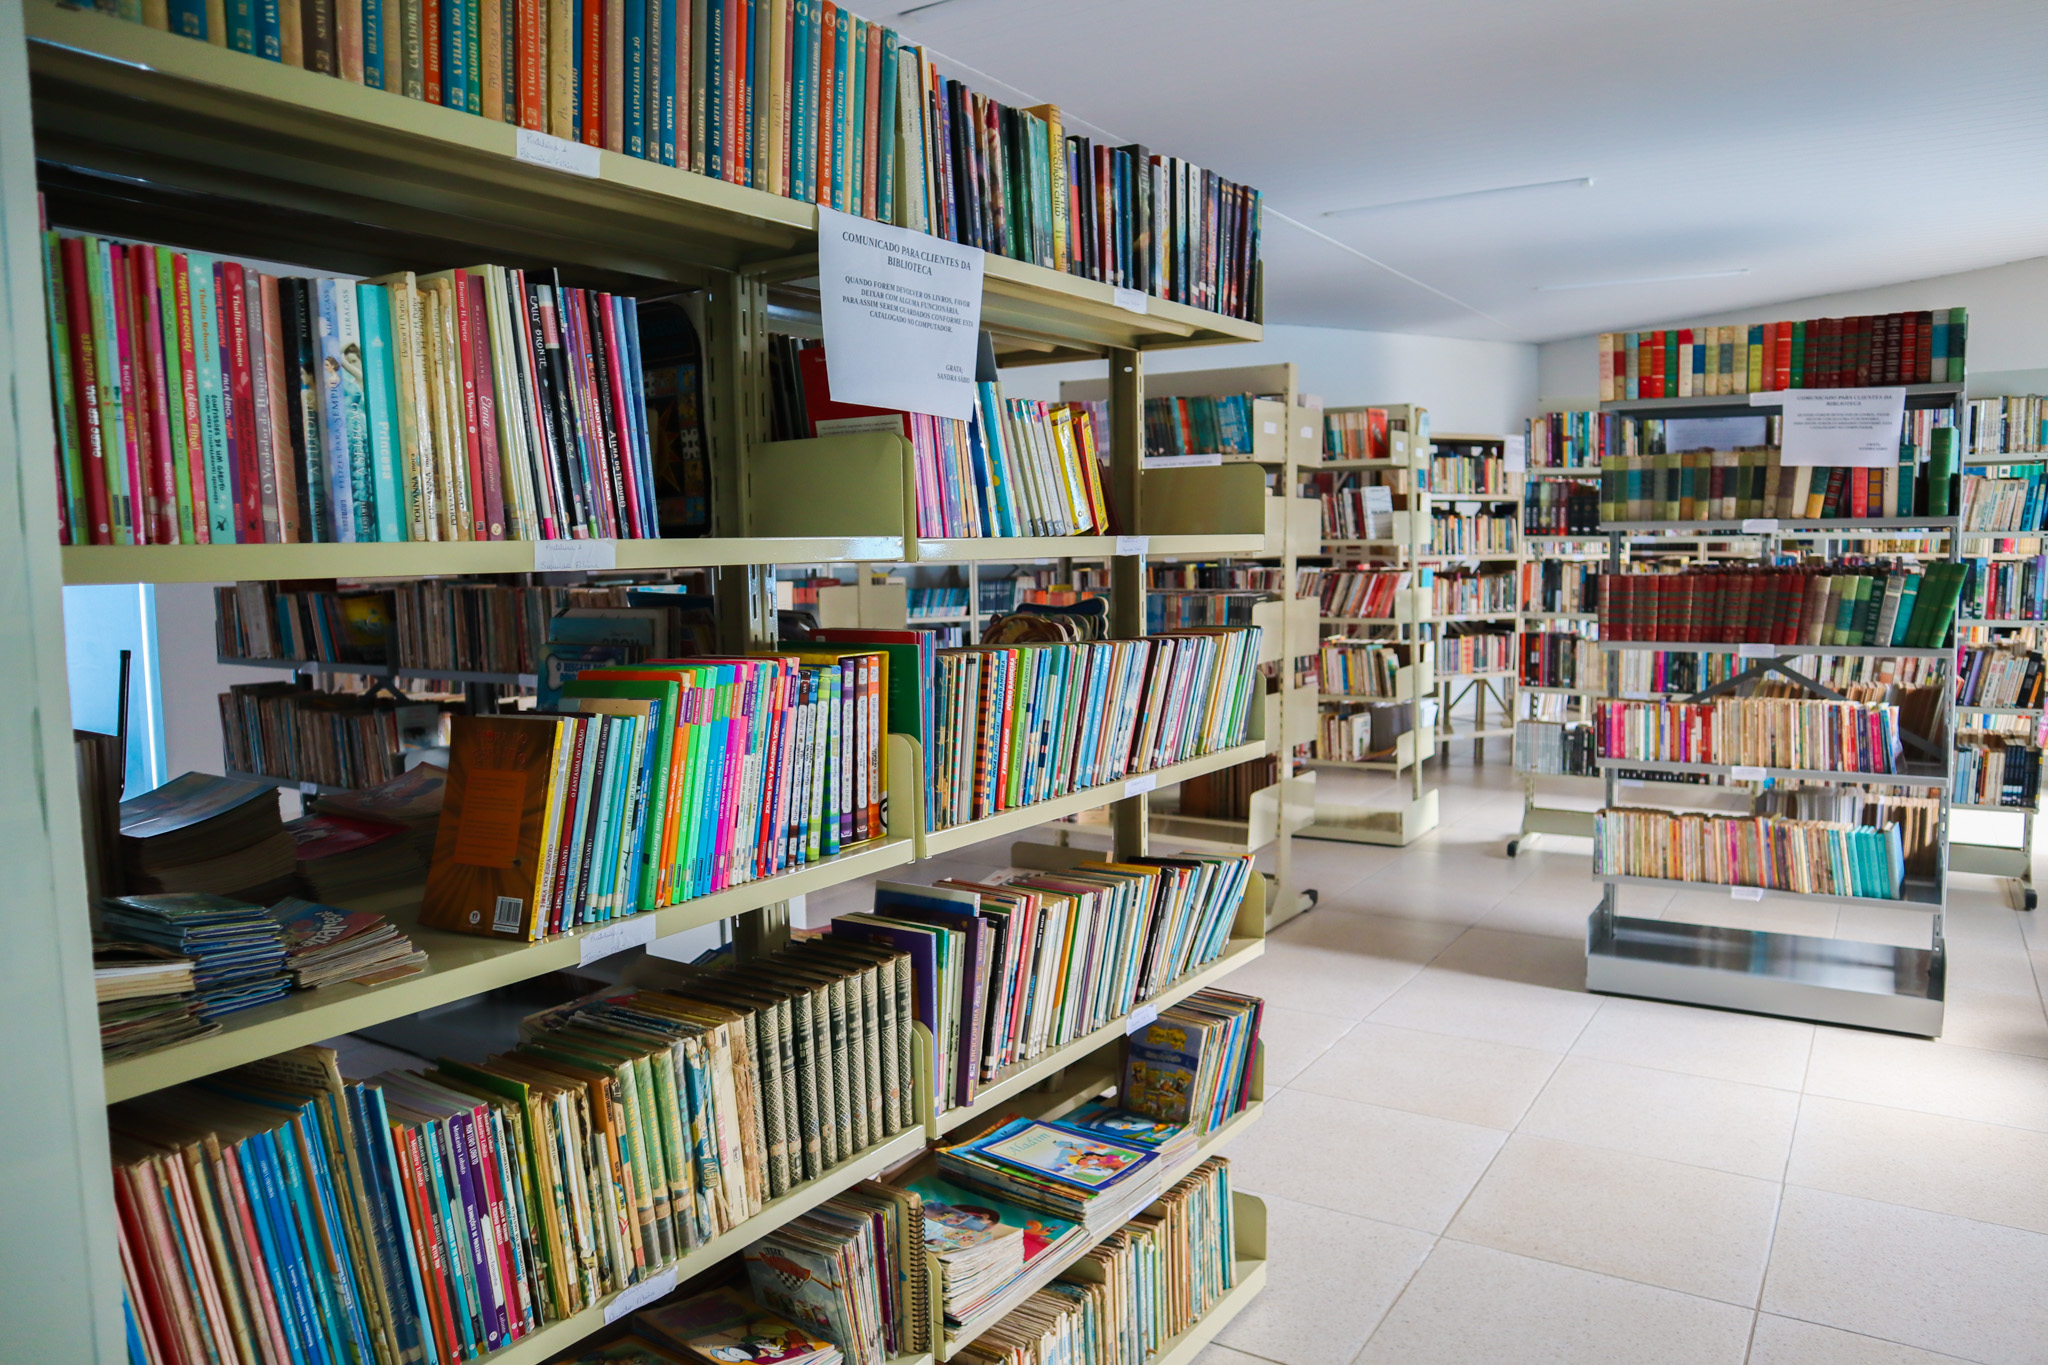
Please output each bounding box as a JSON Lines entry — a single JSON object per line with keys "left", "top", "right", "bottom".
{"left": 536, "top": 538, "right": 617, "bottom": 571}
{"left": 1263, "top": 420, "right": 1280, "bottom": 435}
{"left": 1731, "top": 886, "right": 1765, "bottom": 901}
{"left": 1112, "top": 287, "right": 1149, "bottom": 314}
{"left": 1503, "top": 435, "right": 1527, "bottom": 473}
{"left": 604, "top": 1266, "right": 678, "bottom": 1322}
{"left": 1730, "top": 765, "right": 1768, "bottom": 782}
{"left": 517, "top": 673, "right": 540, "bottom": 688}
{"left": 1738, "top": 642, "right": 1776, "bottom": 658}
{"left": 1126, "top": 1002, "right": 1160, "bottom": 1035}
{"left": 579, "top": 916, "right": 657, "bottom": 967}
{"left": 1143, "top": 453, "right": 1223, "bottom": 469}
{"left": 515, "top": 128, "right": 603, "bottom": 178}
{"left": 1124, "top": 773, "right": 1159, "bottom": 797}
{"left": 1115, "top": 535, "right": 1150, "bottom": 557}
{"left": 1740, "top": 517, "right": 1780, "bottom": 534}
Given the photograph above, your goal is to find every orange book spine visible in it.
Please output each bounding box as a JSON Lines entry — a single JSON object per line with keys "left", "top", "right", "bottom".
{"left": 516, "top": 0, "right": 544, "bottom": 128}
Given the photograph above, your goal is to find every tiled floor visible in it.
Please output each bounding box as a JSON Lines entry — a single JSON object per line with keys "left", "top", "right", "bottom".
{"left": 1201, "top": 760, "right": 2048, "bottom": 1365}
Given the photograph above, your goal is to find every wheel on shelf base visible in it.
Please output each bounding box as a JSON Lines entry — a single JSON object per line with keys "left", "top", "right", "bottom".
{"left": 2025, "top": 887, "right": 2037, "bottom": 912}
{"left": 1506, "top": 839, "right": 1520, "bottom": 858}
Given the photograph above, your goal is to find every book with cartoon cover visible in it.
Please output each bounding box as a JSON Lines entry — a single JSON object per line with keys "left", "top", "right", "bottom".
{"left": 902, "top": 1175, "right": 1073, "bottom": 1262}
{"left": 950, "top": 1117, "right": 1155, "bottom": 1191}
{"left": 636, "top": 1285, "right": 841, "bottom": 1365}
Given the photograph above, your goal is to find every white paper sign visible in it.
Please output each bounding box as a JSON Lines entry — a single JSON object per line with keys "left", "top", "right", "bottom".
{"left": 1125, "top": 1002, "right": 1160, "bottom": 1035}
{"left": 1112, "top": 287, "right": 1150, "bottom": 315}
{"left": 1730, "top": 765, "right": 1768, "bottom": 782}
{"left": 1756, "top": 387, "right": 1906, "bottom": 468}
{"left": 1731, "top": 885, "right": 1765, "bottom": 902}
{"left": 1263, "top": 420, "right": 1279, "bottom": 435}
{"left": 1115, "top": 535, "right": 1150, "bottom": 556}
{"left": 1144, "top": 453, "right": 1224, "bottom": 469}
{"left": 1503, "top": 435, "right": 1527, "bottom": 473}
{"left": 514, "top": 128, "right": 602, "bottom": 178}
{"left": 1740, "top": 518, "right": 1779, "bottom": 534}
{"left": 1738, "top": 642, "right": 1776, "bottom": 658}
{"left": 1124, "top": 773, "right": 1159, "bottom": 797}
{"left": 604, "top": 1266, "right": 678, "bottom": 1323}
{"left": 818, "top": 207, "right": 984, "bottom": 419}
{"left": 535, "top": 538, "right": 616, "bottom": 571}
{"left": 579, "top": 916, "right": 657, "bottom": 967}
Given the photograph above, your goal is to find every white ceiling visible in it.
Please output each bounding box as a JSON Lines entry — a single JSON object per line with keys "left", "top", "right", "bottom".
{"left": 886, "top": 0, "right": 2048, "bottom": 343}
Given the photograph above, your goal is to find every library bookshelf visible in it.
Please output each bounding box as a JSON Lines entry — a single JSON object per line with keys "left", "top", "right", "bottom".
{"left": 1581, "top": 385, "right": 1966, "bottom": 1036}
{"left": 1428, "top": 432, "right": 1521, "bottom": 763}
{"left": 3, "top": 2, "right": 1279, "bottom": 1355}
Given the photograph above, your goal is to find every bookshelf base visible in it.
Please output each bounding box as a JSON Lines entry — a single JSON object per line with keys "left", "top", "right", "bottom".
{"left": 1586, "top": 912, "right": 1944, "bottom": 1037}
{"left": 1950, "top": 841, "right": 2031, "bottom": 880}
{"left": 1300, "top": 789, "right": 1440, "bottom": 847}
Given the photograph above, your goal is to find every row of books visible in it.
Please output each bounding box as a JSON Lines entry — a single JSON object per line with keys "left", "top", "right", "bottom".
{"left": 1141, "top": 394, "right": 1267, "bottom": 460}
{"left": 1299, "top": 568, "right": 1424, "bottom": 621}
{"left": 112, "top": 1, "right": 1262, "bottom": 320}
{"left": 1519, "top": 630, "right": 1599, "bottom": 691}
{"left": 1522, "top": 478, "right": 1600, "bottom": 536}
{"left": 1524, "top": 411, "right": 1607, "bottom": 469}
{"left": 1965, "top": 396, "right": 2048, "bottom": 456}
{"left": 1322, "top": 408, "right": 1413, "bottom": 462}
{"left": 1513, "top": 720, "right": 1596, "bottom": 777}
{"left": 1593, "top": 807, "right": 1910, "bottom": 900}
{"left": 1593, "top": 698, "right": 1906, "bottom": 775}
{"left": 1596, "top": 309, "right": 1969, "bottom": 401}
{"left": 1956, "top": 648, "right": 2045, "bottom": 709}
{"left": 925, "top": 628, "right": 1262, "bottom": 831}
{"left": 904, "top": 390, "right": 1111, "bottom": 539}
{"left": 1437, "top": 632, "right": 1515, "bottom": 677}
{"left": 1956, "top": 468, "right": 2048, "bottom": 532}
{"left": 219, "top": 681, "right": 445, "bottom": 789}
{"left": 1521, "top": 560, "right": 1599, "bottom": 616}
{"left": 1597, "top": 436, "right": 1959, "bottom": 525}
{"left": 1427, "top": 446, "right": 1513, "bottom": 495}
{"left": 1955, "top": 735, "right": 2043, "bottom": 809}
{"left": 1174, "top": 755, "right": 1281, "bottom": 822}
{"left": 1428, "top": 511, "right": 1515, "bottom": 557}
{"left": 1605, "top": 415, "right": 1782, "bottom": 460}
{"left": 1962, "top": 555, "right": 2048, "bottom": 623}
{"left": 1314, "top": 701, "right": 1423, "bottom": 763}
{"left": 1434, "top": 571, "right": 1515, "bottom": 617}
{"left": 1319, "top": 485, "right": 1395, "bottom": 541}
{"left": 1147, "top": 591, "right": 1265, "bottom": 631}
{"left": 1597, "top": 565, "right": 1970, "bottom": 649}
{"left": 908, "top": 587, "right": 973, "bottom": 619}
{"left": 1319, "top": 641, "right": 1417, "bottom": 698}
{"left": 1756, "top": 786, "right": 1942, "bottom": 875}
{"left": 45, "top": 232, "right": 677, "bottom": 546}
{"left": 1149, "top": 563, "right": 1287, "bottom": 592}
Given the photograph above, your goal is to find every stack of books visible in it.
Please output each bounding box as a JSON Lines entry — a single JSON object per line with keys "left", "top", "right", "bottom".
{"left": 1960, "top": 471, "right": 2048, "bottom": 533}
{"left": 1596, "top": 309, "right": 1968, "bottom": 400}
{"left": 832, "top": 855, "right": 1255, "bottom": 1112}
{"left": 1594, "top": 697, "right": 1906, "bottom": 774}
{"left": 904, "top": 1173, "right": 1083, "bottom": 1330}
{"left": 217, "top": 682, "right": 439, "bottom": 789}
{"left": 287, "top": 808, "right": 428, "bottom": 903}
{"left": 308, "top": 764, "right": 446, "bottom": 874}
{"left": 740, "top": 1183, "right": 929, "bottom": 1365}
{"left": 1957, "top": 648, "right": 2045, "bottom": 709}
{"left": 1123, "top": 988, "right": 1263, "bottom": 1135}
{"left": 1320, "top": 641, "right": 1411, "bottom": 698}
{"left": 1597, "top": 430, "right": 1959, "bottom": 524}
{"left": 938, "top": 1117, "right": 1163, "bottom": 1231}
{"left": 99, "top": 892, "right": 290, "bottom": 1019}
{"left": 1056, "top": 1100, "right": 1198, "bottom": 1167}
{"left": 635, "top": 1286, "right": 846, "bottom": 1365}
{"left": 271, "top": 897, "right": 427, "bottom": 989}
{"left": 1593, "top": 807, "right": 1908, "bottom": 900}
{"left": 1598, "top": 563, "right": 1969, "bottom": 648}
{"left": 1523, "top": 475, "right": 1602, "bottom": 534}
{"left": 1324, "top": 408, "right": 1393, "bottom": 460}
{"left": 1514, "top": 720, "right": 1598, "bottom": 776}
{"left": 92, "top": 939, "right": 219, "bottom": 1060}
{"left": 1521, "top": 560, "right": 1601, "bottom": 615}
{"left": 1525, "top": 411, "right": 1609, "bottom": 469}
{"left": 117, "top": 772, "right": 295, "bottom": 904}
{"left": 1963, "top": 554, "right": 2048, "bottom": 622}
{"left": 44, "top": 233, "right": 662, "bottom": 546}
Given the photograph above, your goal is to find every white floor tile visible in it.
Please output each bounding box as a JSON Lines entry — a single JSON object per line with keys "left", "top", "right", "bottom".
{"left": 1290, "top": 1022, "right": 1561, "bottom": 1129}
{"left": 1805, "top": 1028, "right": 2048, "bottom": 1132}
{"left": 1934, "top": 985, "right": 2048, "bottom": 1060}
{"left": 1747, "top": 1315, "right": 1976, "bottom": 1365}
{"left": 1446, "top": 1133, "right": 1780, "bottom": 1305}
{"left": 1221, "top": 1088, "right": 1506, "bottom": 1234}
{"left": 1368, "top": 967, "right": 1601, "bottom": 1052}
{"left": 1786, "top": 1095, "right": 2048, "bottom": 1235}
{"left": 1211, "top": 1194, "right": 1432, "bottom": 1365}
{"left": 1431, "top": 926, "right": 1592, "bottom": 992}
{"left": 1762, "top": 1186, "right": 2048, "bottom": 1365}
{"left": 1571, "top": 995, "right": 1815, "bottom": 1090}
{"left": 1520, "top": 1056, "right": 1800, "bottom": 1180}
{"left": 1354, "top": 1240, "right": 1754, "bottom": 1365}
{"left": 1220, "top": 938, "right": 1426, "bottom": 1024}
{"left": 1253, "top": 1004, "right": 1357, "bottom": 1090}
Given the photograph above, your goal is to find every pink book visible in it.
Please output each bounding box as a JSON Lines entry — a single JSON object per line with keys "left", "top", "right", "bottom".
{"left": 243, "top": 271, "right": 281, "bottom": 543}
{"left": 108, "top": 242, "right": 150, "bottom": 544}
{"left": 595, "top": 293, "right": 644, "bottom": 538}
{"left": 463, "top": 273, "right": 508, "bottom": 540}
{"left": 258, "top": 275, "right": 300, "bottom": 543}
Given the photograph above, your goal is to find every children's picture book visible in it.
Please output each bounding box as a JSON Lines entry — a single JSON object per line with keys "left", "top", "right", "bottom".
{"left": 955, "top": 1117, "right": 1155, "bottom": 1190}
{"left": 1124, "top": 1017, "right": 1207, "bottom": 1125}
{"left": 904, "top": 1175, "right": 1074, "bottom": 1261}
{"left": 1058, "top": 1100, "right": 1191, "bottom": 1151}
{"left": 636, "top": 1285, "right": 841, "bottom": 1365}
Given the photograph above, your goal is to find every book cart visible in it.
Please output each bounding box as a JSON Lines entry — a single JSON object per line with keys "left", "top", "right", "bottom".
{"left": 1059, "top": 364, "right": 1324, "bottom": 930}
{"left": 1583, "top": 383, "right": 1967, "bottom": 1036}
{"left": 2, "top": 4, "right": 1276, "bottom": 1354}
{"left": 1428, "top": 433, "right": 1520, "bottom": 764}
{"left": 1302, "top": 404, "right": 1441, "bottom": 846}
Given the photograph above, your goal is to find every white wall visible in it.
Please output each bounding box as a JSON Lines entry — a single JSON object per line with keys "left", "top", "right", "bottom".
{"left": 1002, "top": 323, "right": 1540, "bottom": 436}
{"left": 1538, "top": 253, "right": 2048, "bottom": 410}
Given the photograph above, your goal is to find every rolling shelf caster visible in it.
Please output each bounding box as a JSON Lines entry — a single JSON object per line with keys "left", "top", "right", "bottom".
{"left": 1506, "top": 839, "right": 1520, "bottom": 858}
{"left": 2025, "top": 888, "right": 2037, "bottom": 912}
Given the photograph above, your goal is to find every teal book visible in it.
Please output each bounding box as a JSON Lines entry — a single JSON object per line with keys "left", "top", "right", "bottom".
{"left": 791, "top": 0, "right": 817, "bottom": 201}
{"left": 225, "top": 0, "right": 256, "bottom": 53}
{"left": 1948, "top": 306, "right": 1969, "bottom": 382}
{"left": 875, "top": 27, "right": 899, "bottom": 224}
{"left": 186, "top": 252, "right": 237, "bottom": 543}
{"left": 356, "top": 283, "right": 405, "bottom": 542}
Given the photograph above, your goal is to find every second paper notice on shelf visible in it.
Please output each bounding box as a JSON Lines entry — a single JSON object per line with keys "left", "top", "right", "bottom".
{"left": 1754, "top": 387, "right": 1905, "bottom": 467}
{"left": 818, "top": 206, "right": 984, "bottom": 420}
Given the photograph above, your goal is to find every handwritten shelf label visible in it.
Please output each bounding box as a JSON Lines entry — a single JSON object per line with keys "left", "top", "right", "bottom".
{"left": 1740, "top": 518, "right": 1780, "bottom": 534}
{"left": 1112, "top": 287, "right": 1149, "bottom": 315}
{"left": 1730, "top": 766, "right": 1768, "bottom": 782}
{"left": 1125, "top": 1002, "right": 1159, "bottom": 1035}
{"left": 604, "top": 1266, "right": 678, "bottom": 1323}
{"left": 1114, "top": 535, "right": 1150, "bottom": 557}
{"left": 1730, "top": 886, "right": 1765, "bottom": 902}
{"left": 515, "top": 129, "right": 602, "bottom": 178}
{"left": 535, "top": 538, "right": 616, "bottom": 571}
{"left": 579, "top": 916, "right": 657, "bottom": 967}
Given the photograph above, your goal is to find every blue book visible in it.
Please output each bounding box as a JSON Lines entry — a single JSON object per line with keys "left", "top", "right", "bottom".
{"left": 166, "top": 0, "right": 206, "bottom": 36}
{"left": 346, "top": 1087, "right": 436, "bottom": 1364}
{"left": 253, "top": 0, "right": 280, "bottom": 59}
{"left": 181, "top": 256, "right": 236, "bottom": 543}
{"left": 743, "top": 0, "right": 759, "bottom": 187}
{"left": 244, "top": 1131, "right": 335, "bottom": 1365}
{"left": 355, "top": 284, "right": 403, "bottom": 541}
{"left": 362, "top": 0, "right": 385, "bottom": 89}
{"left": 443, "top": 0, "right": 469, "bottom": 115}
{"left": 655, "top": 0, "right": 676, "bottom": 165}
{"left": 273, "top": 1113, "right": 361, "bottom": 1360}
{"left": 416, "top": 1120, "right": 482, "bottom": 1358}
{"left": 225, "top": 0, "right": 256, "bottom": 53}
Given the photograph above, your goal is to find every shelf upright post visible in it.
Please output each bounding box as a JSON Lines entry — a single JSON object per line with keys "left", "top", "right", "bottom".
{"left": 0, "top": 0, "right": 124, "bottom": 1352}
{"left": 1108, "top": 346, "right": 1149, "bottom": 861}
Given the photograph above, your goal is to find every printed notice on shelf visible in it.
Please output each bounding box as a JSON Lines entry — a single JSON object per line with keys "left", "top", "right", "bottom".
{"left": 1731, "top": 765, "right": 1769, "bottom": 782}
{"left": 1738, "top": 642, "right": 1777, "bottom": 658}
{"left": 1731, "top": 886, "right": 1765, "bottom": 902}
{"left": 604, "top": 1266, "right": 678, "bottom": 1323}
{"left": 1125, "top": 773, "right": 1159, "bottom": 797}
{"left": 1756, "top": 387, "right": 1906, "bottom": 467}
{"left": 1113, "top": 287, "right": 1150, "bottom": 315}
{"left": 1144, "top": 453, "right": 1224, "bottom": 469}
{"left": 514, "top": 128, "right": 602, "bottom": 178}
{"left": 579, "top": 916, "right": 657, "bottom": 967}
{"left": 1126, "top": 1003, "right": 1160, "bottom": 1035}
{"left": 1503, "top": 435, "right": 1527, "bottom": 472}
{"left": 1740, "top": 518, "right": 1779, "bottom": 534}
{"left": 818, "top": 206, "right": 984, "bottom": 420}
{"left": 535, "top": 538, "right": 616, "bottom": 571}
{"left": 1116, "top": 535, "right": 1151, "bottom": 557}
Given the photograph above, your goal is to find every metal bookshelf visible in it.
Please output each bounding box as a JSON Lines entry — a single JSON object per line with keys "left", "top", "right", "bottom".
{"left": 1582, "top": 385, "right": 1965, "bottom": 1035}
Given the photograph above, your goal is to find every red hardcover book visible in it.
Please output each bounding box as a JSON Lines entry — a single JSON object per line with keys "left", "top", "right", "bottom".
{"left": 219, "top": 262, "right": 264, "bottom": 544}
{"left": 580, "top": 0, "right": 603, "bottom": 146}
{"left": 1821, "top": 467, "right": 1848, "bottom": 517}
{"left": 60, "top": 239, "right": 112, "bottom": 545}
{"left": 169, "top": 253, "right": 209, "bottom": 544}
{"left": 1758, "top": 322, "right": 1777, "bottom": 393}
{"left": 1891, "top": 313, "right": 1910, "bottom": 387}
{"left": 242, "top": 272, "right": 280, "bottom": 543}
{"left": 1648, "top": 330, "right": 1666, "bottom": 398}
{"left": 451, "top": 271, "right": 489, "bottom": 540}
{"left": 132, "top": 244, "right": 179, "bottom": 545}
{"left": 1851, "top": 315, "right": 1871, "bottom": 387}
{"left": 515, "top": 0, "right": 543, "bottom": 129}
{"left": 1914, "top": 309, "right": 1933, "bottom": 383}
{"left": 814, "top": 1, "right": 837, "bottom": 200}
{"left": 464, "top": 273, "right": 509, "bottom": 540}
{"left": 423, "top": 0, "right": 442, "bottom": 106}
{"left": 1774, "top": 321, "right": 1792, "bottom": 389}
{"left": 1849, "top": 465, "right": 1869, "bottom": 518}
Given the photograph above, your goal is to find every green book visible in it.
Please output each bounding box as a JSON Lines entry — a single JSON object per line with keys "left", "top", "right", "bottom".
{"left": 1853, "top": 573, "right": 1885, "bottom": 644}
{"left": 1891, "top": 573, "right": 1921, "bottom": 646}
{"left": 1928, "top": 426, "right": 1958, "bottom": 517}
{"left": 1897, "top": 441, "right": 1919, "bottom": 520}
{"left": 1790, "top": 321, "right": 1806, "bottom": 389}
{"left": 1947, "top": 306, "right": 1969, "bottom": 383}
{"left": 1832, "top": 575, "right": 1862, "bottom": 645}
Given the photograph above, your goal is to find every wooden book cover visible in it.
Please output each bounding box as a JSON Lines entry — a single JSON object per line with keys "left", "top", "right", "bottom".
{"left": 422, "top": 715, "right": 568, "bottom": 938}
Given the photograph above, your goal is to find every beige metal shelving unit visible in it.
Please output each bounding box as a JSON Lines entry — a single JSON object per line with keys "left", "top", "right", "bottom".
{"left": 1428, "top": 433, "right": 1521, "bottom": 764}
{"left": 2, "top": 4, "right": 1276, "bottom": 1354}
